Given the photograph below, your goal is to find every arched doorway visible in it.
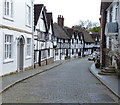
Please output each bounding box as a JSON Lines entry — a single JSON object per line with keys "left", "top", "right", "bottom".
{"left": 17, "top": 35, "right": 25, "bottom": 70}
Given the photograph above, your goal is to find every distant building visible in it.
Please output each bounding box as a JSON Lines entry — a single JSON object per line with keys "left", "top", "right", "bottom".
{"left": 89, "top": 32, "right": 100, "bottom": 52}
{"left": 53, "top": 22, "right": 70, "bottom": 60}
{"left": 53, "top": 15, "right": 95, "bottom": 60}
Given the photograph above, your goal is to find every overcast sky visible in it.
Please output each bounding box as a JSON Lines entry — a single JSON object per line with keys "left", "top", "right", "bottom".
{"left": 34, "top": 0, "right": 101, "bottom": 27}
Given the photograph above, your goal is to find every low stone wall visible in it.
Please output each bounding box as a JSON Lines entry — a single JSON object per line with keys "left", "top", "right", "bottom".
{"left": 47, "top": 58, "right": 54, "bottom": 65}
{"left": 24, "top": 66, "right": 33, "bottom": 71}
{"left": 1, "top": 66, "right": 33, "bottom": 77}
{"left": 41, "top": 60, "right": 47, "bottom": 66}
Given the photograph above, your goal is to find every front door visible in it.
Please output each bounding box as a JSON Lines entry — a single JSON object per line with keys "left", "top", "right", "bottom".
{"left": 17, "top": 36, "right": 25, "bottom": 70}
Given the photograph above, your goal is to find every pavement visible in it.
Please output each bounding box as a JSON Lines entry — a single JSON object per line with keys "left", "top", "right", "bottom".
{"left": 89, "top": 63, "right": 120, "bottom": 99}
{"left": 0, "top": 60, "right": 65, "bottom": 93}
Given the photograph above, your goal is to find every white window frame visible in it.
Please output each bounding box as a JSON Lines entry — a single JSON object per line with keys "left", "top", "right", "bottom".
{"left": 4, "top": 34, "right": 13, "bottom": 63}
{"left": 26, "top": 38, "right": 31, "bottom": 57}
{"left": 4, "top": 0, "right": 13, "bottom": 20}
{"left": 26, "top": 5, "right": 31, "bottom": 27}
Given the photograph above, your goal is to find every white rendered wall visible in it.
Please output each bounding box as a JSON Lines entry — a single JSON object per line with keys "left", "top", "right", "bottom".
{"left": 1, "top": 29, "right": 32, "bottom": 75}
{"left": 0, "top": 0, "right": 33, "bottom": 76}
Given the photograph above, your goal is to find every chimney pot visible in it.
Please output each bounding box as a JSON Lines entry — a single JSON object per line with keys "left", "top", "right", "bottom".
{"left": 57, "top": 15, "right": 64, "bottom": 27}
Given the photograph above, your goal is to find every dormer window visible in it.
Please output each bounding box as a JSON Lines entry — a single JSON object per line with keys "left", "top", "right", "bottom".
{"left": 4, "top": 0, "right": 13, "bottom": 18}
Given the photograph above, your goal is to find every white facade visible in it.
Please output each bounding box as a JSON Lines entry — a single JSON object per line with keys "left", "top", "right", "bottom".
{"left": 0, "top": 0, "right": 34, "bottom": 76}
{"left": 105, "top": 0, "right": 120, "bottom": 67}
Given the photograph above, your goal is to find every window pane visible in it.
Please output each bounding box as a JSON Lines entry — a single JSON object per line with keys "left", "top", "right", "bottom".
{"left": 27, "top": 38, "right": 31, "bottom": 56}
{"left": 7, "top": 2, "right": 9, "bottom": 15}
{"left": 4, "top": 1, "right": 7, "bottom": 15}
{"left": 11, "top": 2, "right": 13, "bottom": 17}
{"left": 4, "top": 35, "right": 12, "bottom": 59}
{"left": 26, "top": 5, "right": 31, "bottom": 25}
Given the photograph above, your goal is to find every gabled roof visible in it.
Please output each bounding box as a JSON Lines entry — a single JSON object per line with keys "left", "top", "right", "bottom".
{"left": 82, "top": 31, "right": 95, "bottom": 43}
{"left": 34, "top": 4, "right": 44, "bottom": 26}
{"left": 90, "top": 32, "right": 100, "bottom": 41}
{"left": 53, "top": 23, "right": 70, "bottom": 39}
{"left": 100, "top": 1, "right": 112, "bottom": 14}
{"left": 64, "top": 26, "right": 74, "bottom": 38}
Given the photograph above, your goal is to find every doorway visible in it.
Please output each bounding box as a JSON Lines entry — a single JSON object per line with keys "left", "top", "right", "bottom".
{"left": 17, "top": 36, "right": 25, "bottom": 70}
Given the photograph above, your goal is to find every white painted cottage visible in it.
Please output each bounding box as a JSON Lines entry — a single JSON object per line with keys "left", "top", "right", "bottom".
{"left": 0, "top": 0, "right": 34, "bottom": 76}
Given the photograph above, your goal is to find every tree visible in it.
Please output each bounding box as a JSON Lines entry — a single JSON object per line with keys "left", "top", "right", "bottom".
{"left": 89, "top": 26, "right": 101, "bottom": 32}
{"left": 73, "top": 20, "right": 100, "bottom": 31}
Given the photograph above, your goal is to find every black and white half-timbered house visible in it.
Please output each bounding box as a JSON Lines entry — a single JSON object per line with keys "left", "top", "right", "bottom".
{"left": 34, "top": 4, "right": 48, "bottom": 67}
{"left": 53, "top": 22, "right": 70, "bottom": 60}
{"left": 82, "top": 31, "right": 95, "bottom": 56}
{"left": 34, "top": 4, "right": 54, "bottom": 67}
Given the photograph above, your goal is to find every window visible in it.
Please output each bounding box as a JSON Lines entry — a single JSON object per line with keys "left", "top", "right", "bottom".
{"left": 115, "top": 3, "right": 119, "bottom": 20}
{"left": 55, "top": 49, "right": 58, "bottom": 55}
{"left": 72, "top": 49, "right": 74, "bottom": 55}
{"left": 110, "top": 7, "right": 113, "bottom": 22}
{"left": 4, "top": 35, "right": 13, "bottom": 59}
{"left": 48, "top": 49, "right": 50, "bottom": 57}
{"left": 76, "top": 49, "right": 78, "bottom": 53}
{"left": 27, "top": 38, "right": 31, "bottom": 56}
{"left": 4, "top": 0, "right": 13, "bottom": 18}
{"left": 41, "top": 50, "right": 46, "bottom": 59}
{"left": 26, "top": 5, "right": 31, "bottom": 26}
{"left": 62, "top": 49, "right": 65, "bottom": 55}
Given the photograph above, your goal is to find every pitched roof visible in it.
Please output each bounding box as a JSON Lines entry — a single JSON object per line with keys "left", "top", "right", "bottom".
{"left": 100, "top": 1, "right": 112, "bottom": 13}
{"left": 53, "top": 23, "right": 70, "bottom": 39}
{"left": 64, "top": 27, "right": 74, "bottom": 38}
{"left": 34, "top": 4, "right": 44, "bottom": 26}
{"left": 64, "top": 27, "right": 83, "bottom": 39}
{"left": 90, "top": 32, "right": 100, "bottom": 41}
{"left": 82, "top": 31, "right": 95, "bottom": 43}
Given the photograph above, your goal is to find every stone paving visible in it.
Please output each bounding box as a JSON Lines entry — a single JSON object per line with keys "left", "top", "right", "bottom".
{"left": 89, "top": 63, "right": 120, "bottom": 99}
{"left": 2, "top": 58, "right": 119, "bottom": 104}
{"left": 1, "top": 60, "right": 64, "bottom": 93}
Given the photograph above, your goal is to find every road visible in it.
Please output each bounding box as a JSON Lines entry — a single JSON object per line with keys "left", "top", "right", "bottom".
{"left": 2, "top": 58, "right": 119, "bottom": 104}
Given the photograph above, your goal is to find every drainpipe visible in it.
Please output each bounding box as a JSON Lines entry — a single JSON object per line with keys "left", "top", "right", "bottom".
{"left": 118, "top": 0, "right": 120, "bottom": 54}
{"left": 31, "top": 0, "right": 34, "bottom": 69}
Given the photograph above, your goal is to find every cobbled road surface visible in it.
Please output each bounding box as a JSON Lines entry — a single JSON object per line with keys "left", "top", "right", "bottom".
{"left": 2, "top": 58, "right": 119, "bottom": 104}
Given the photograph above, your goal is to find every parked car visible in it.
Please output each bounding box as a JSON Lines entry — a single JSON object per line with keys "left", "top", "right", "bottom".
{"left": 88, "top": 54, "right": 96, "bottom": 61}
{"left": 88, "top": 51, "right": 100, "bottom": 61}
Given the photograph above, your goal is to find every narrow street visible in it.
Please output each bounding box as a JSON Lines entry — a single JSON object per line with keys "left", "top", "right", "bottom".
{"left": 2, "top": 58, "right": 119, "bottom": 103}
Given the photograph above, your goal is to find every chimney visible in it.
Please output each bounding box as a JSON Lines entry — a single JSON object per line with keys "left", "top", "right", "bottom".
{"left": 57, "top": 15, "right": 64, "bottom": 27}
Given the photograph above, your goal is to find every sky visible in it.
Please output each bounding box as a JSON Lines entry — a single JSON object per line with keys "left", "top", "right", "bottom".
{"left": 34, "top": 0, "right": 101, "bottom": 27}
